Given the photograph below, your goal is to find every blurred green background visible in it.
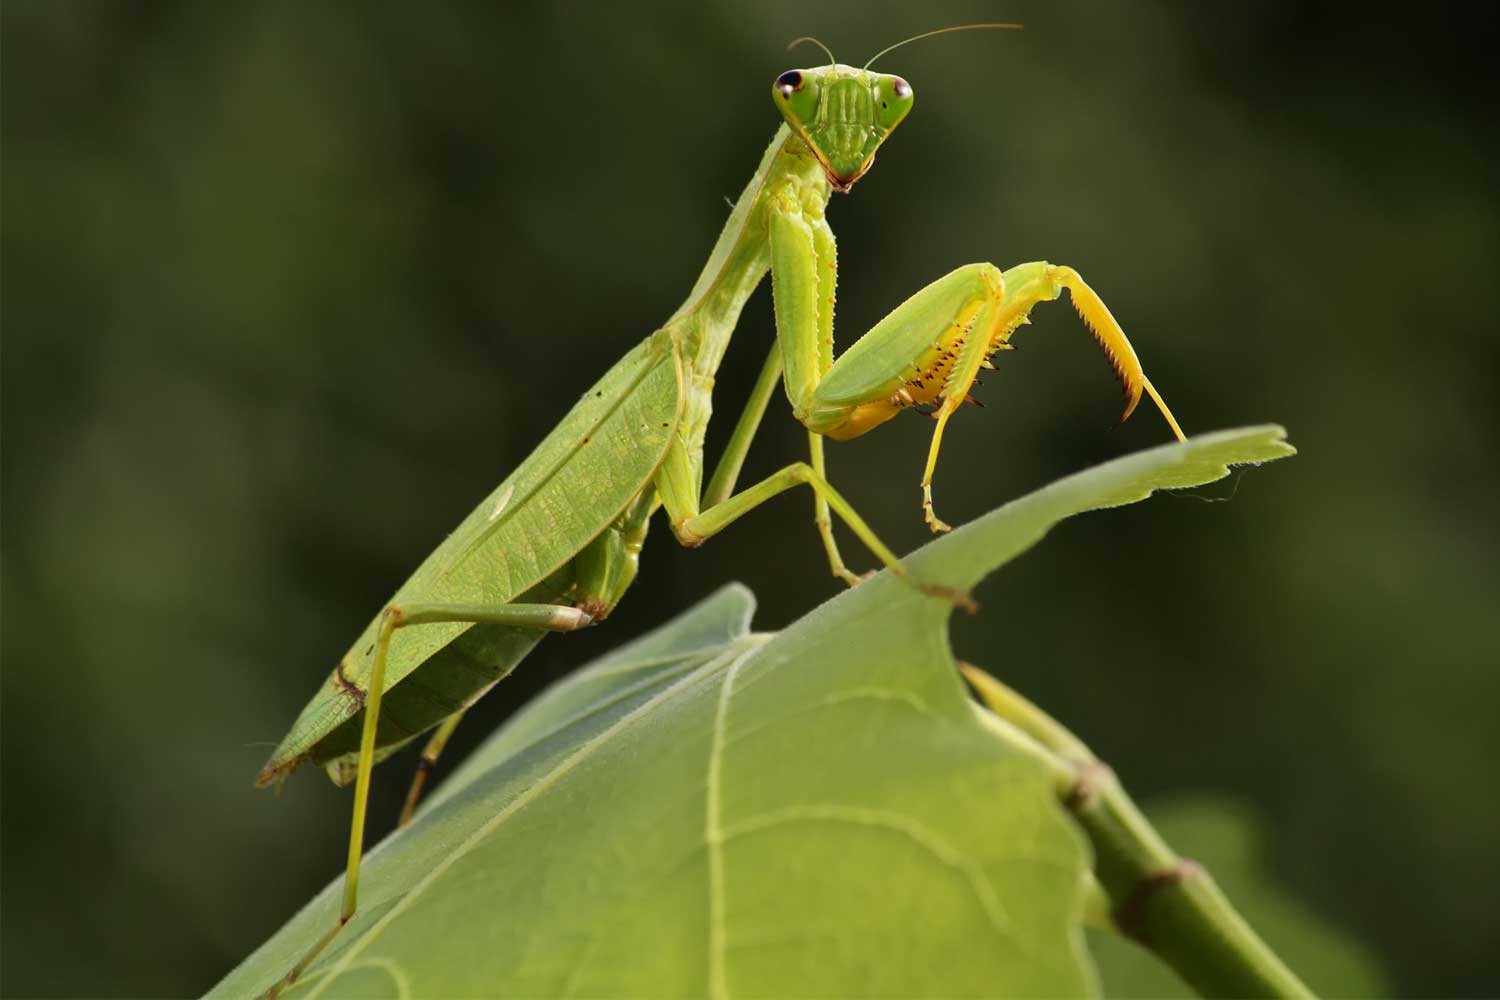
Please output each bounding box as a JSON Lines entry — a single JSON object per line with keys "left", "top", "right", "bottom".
{"left": 4, "top": 2, "right": 1496, "bottom": 996}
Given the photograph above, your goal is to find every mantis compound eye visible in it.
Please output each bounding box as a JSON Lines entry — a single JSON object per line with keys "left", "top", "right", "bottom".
{"left": 873, "top": 74, "right": 915, "bottom": 131}
{"left": 772, "top": 69, "right": 821, "bottom": 130}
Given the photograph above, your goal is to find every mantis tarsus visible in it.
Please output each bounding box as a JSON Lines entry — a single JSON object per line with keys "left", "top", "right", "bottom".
{"left": 255, "top": 31, "right": 1186, "bottom": 997}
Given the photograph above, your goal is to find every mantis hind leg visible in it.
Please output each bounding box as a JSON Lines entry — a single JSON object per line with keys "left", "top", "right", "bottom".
{"left": 391, "top": 501, "right": 655, "bottom": 832}
{"left": 396, "top": 710, "right": 465, "bottom": 828}
{"left": 259, "top": 601, "right": 596, "bottom": 999}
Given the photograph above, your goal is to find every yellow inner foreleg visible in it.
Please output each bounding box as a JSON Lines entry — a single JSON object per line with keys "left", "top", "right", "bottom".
{"left": 822, "top": 262, "right": 1188, "bottom": 534}
{"left": 1056, "top": 266, "right": 1187, "bottom": 442}
{"left": 915, "top": 263, "right": 1187, "bottom": 532}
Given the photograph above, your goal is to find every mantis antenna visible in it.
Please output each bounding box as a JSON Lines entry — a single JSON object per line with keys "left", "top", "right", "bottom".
{"left": 864, "top": 22, "right": 1023, "bottom": 70}
{"left": 786, "top": 35, "right": 838, "bottom": 67}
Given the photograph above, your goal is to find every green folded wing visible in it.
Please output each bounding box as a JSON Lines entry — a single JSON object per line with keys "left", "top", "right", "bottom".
{"left": 258, "top": 331, "right": 682, "bottom": 785}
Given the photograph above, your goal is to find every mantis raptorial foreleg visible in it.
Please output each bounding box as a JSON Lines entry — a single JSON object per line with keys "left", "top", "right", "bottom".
{"left": 263, "top": 601, "right": 595, "bottom": 999}
{"left": 768, "top": 200, "right": 1186, "bottom": 531}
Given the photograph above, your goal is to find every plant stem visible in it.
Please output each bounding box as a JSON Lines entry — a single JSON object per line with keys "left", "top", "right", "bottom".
{"left": 959, "top": 663, "right": 1314, "bottom": 999}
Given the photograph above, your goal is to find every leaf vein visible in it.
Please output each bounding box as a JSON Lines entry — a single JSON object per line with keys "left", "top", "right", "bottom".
{"left": 720, "top": 686, "right": 937, "bottom": 750}
{"left": 303, "top": 640, "right": 759, "bottom": 998}
{"left": 704, "top": 644, "right": 744, "bottom": 1000}
{"left": 719, "top": 805, "right": 1012, "bottom": 938}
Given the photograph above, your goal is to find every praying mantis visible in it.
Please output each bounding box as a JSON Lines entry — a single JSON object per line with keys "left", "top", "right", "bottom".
{"left": 254, "top": 27, "right": 1186, "bottom": 997}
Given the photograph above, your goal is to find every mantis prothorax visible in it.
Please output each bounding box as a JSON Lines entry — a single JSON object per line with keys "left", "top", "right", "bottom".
{"left": 254, "top": 34, "right": 1185, "bottom": 998}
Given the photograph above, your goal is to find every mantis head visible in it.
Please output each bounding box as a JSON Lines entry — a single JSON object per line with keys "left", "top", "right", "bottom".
{"left": 771, "top": 65, "right": 914, "bottom": 192}
{"left": 771, "top": 26, "right": 1021, "bottom": 192}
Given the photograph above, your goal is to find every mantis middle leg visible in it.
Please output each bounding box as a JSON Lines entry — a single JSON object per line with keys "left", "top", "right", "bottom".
{"left": 655, "top": 409, "right": 969, "bottom": 607}
{"left": 697, "top": 344, "right": 865, "bottom": 587}
{"left": 396, "top": 710, "right": 464, "bottom": 828}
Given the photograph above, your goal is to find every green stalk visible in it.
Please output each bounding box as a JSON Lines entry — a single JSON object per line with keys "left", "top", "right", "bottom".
{"left": 960, "top": 664, "right": 1313, "bottom": 999}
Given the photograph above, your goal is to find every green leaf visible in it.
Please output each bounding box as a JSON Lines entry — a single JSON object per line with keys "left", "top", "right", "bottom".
{"left": 212, "top": 426, "right": 1293, "bottom": 999}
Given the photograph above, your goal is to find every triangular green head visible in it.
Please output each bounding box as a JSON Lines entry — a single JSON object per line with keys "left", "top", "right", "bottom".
{"left": 771, "top": 64, "right": 914, "bottom": 192}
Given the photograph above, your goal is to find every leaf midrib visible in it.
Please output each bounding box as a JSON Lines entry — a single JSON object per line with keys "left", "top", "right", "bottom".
{"left": 304, "top": 636, "right": 767, "bottom": 997}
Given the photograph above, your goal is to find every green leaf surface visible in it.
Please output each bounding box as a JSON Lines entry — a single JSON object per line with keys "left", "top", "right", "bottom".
{"left": 213, "top": 426, "right": 1293, "bottom": 999}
